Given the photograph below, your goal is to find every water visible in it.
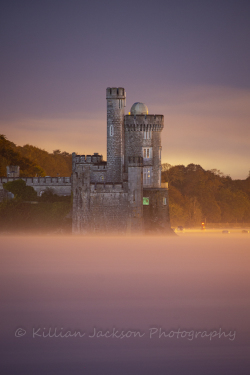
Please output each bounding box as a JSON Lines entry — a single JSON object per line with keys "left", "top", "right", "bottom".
{"left": 0, "top": 234, "right": 249, "bottom": 374}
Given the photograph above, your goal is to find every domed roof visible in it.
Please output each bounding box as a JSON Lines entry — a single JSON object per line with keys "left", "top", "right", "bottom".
{"left": 130, "top": 102, "right": 148, "bottom": 115}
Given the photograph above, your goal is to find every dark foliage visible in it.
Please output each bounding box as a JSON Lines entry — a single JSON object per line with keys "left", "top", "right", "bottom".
{"left": 3, "top": 179, "right": 38, "bottom": 201}
{"left": 162, "top": 163, "right": 250, "bottom": 226}
{"left": 0, "top": 135, "right": 72, "bottom": 177}
{"left": 1, "top": 179, "right": 72, "bottom": 233}
{"left": 0, "top": 199, "right": 72, "bottom": 233}
{"left": 0, "top": 135, "right": 45, "bottom": 177}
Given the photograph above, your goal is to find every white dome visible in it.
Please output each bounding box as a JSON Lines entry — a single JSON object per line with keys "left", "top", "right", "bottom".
{"left": 130, "top": 102, "right": 148, "bottom": 115}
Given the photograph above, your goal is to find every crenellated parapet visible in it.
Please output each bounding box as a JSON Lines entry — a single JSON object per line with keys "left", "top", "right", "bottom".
{"left": 106, "top": 87, "right": 126, "bottom": 100}
{"left": 0, "top": 176, "right": 71, "bottom": 184}
{"left": 72, "top": 152, "right": 105, "bottom": 170}
{"left": 124, "top": 114, "right": 164, "bottom": 132}
{"left": 0, "top": 176, "right": 72, "bottom": 198}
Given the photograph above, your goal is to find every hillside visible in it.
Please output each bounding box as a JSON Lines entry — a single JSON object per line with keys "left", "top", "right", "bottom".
{"left": 16, "top": 145, "right": 72, "bottom": 177}
{"left": 0, "top": 135, "right": 45, "bottom": 177}
{"left": 162, "top": 163, "right": 250, "bottom": 226}
{"left": 0, "top": 135, "right": 72, "bottom": 177}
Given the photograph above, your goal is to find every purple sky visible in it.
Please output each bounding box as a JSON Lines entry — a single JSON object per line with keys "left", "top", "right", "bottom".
{"left": 1, "top": 0, "right": 250, "bottom": 179}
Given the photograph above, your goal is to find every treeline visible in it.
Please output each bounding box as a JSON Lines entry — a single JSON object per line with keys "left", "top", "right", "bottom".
{"left": 162, "top": 163, "right": 250, "bottom": 226}
{"left": 0, "top": 135, "right": 45, "bottom": 177}
{"left": 16, "top": 145, "right": 72, "bottom": 177}
{"left": 0, "top": 135, "right": 72, "bottom": 177}
{"left": 2, "top": 135, "right": 250, "bottom": 226}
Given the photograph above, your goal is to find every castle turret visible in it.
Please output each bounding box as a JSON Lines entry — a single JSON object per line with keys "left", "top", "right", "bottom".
{"left": 124, "top": 104, "right": 164, "bottom": 188}
{"left": 106, "top": 87, "right": 126, "bottom": 183}
{"left": 6, "top": 166, "right": 20, "bottom": 177}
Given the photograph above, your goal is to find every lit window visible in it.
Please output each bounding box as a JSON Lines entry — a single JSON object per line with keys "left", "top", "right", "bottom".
{"left": 142, "top": 147, "right": 152, "bottom": 159}
{"left": 143, "top": 197, "right": 149, "bottom": 205}
{"left": 143, "top": 167, "right": 152, "bottom": 185}
{"left": 163, "top": 197, "right": 167, "bottom": 205}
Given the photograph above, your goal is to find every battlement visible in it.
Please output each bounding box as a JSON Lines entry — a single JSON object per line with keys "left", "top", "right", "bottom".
{"left": 0, "top": 176, "right": 72, "bottom": 198}
{"left": 0, "top": 177, "right": 71, "bottom": 185}
{"left": 124, "top": 114, "right": 164, "bottom": 131}
{"left": 72, "top": 153, "right": 104, "bottom": 164}
{"left": 128, "top": 156, "right": 143, "bottom": 167}
{"left": 106, "top": 87, "right": 126, "bottom": 99}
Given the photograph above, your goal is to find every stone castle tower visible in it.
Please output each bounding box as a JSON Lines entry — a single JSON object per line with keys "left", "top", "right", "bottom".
{"left": 106, "top": 87, "right": 126, "bottom": 183}
{"left": 72, "top": 87, "right": 170, "bottom": 235}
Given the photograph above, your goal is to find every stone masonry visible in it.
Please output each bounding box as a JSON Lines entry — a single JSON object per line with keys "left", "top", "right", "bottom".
{"left": 72, "top": 87, "right": 170, "bottom": 235}
{"left": 0, "top": 176, "right": 71, "bottom": 198}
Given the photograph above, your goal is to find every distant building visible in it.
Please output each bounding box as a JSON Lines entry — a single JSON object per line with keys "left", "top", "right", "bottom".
{"left": 72, "top": 87, "right": 170, "bottom": 234}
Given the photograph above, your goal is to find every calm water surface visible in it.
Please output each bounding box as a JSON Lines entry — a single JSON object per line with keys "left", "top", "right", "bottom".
{"left": 0, "top": 234, "right": 249, "bottom": 374}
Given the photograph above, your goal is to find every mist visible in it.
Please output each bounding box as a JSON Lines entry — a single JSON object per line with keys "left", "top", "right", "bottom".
{"left": 1, "top": 234, "right": 249, "bottom": 374}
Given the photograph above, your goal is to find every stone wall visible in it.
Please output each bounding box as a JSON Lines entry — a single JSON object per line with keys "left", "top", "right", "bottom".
{"left": 88, "top": 188, "right": 129, "bottom": 234}
{"left": 0, "top": 177, "right": 72, "bottom": 197}
{"left": 72, "top": 167, "right": 129, "bottom": 234}
{"left": 143, "top": 187, "right": 170, "bottom": 233}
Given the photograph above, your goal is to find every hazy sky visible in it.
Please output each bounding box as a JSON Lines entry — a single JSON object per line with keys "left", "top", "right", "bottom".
{"left": 1, "top": 0, "right": 250, "bottom": 179}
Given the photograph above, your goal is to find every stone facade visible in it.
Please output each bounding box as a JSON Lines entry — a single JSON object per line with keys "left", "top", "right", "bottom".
{"left": 72, "top": 87, "right": 170, "bottom": 235}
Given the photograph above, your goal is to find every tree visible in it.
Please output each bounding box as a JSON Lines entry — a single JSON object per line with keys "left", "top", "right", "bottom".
{"left": 39, "top": 188, "right": 61, "bottom": 202}
{"left": 0, "top": 135, "right": 46, "bottom": 177}
{"left": 3, "top": 179, "right": 38, "bottom": 201}
{"left": 161, "top": 164, "right": 185, "bottom": 186}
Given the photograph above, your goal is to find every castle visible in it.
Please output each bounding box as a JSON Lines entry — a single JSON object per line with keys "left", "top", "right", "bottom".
{"left": 0, "top": 87, "right": 171, "bottom": 234}
{"left": 72, "top": 87, "right": 170, "bottom": 234}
